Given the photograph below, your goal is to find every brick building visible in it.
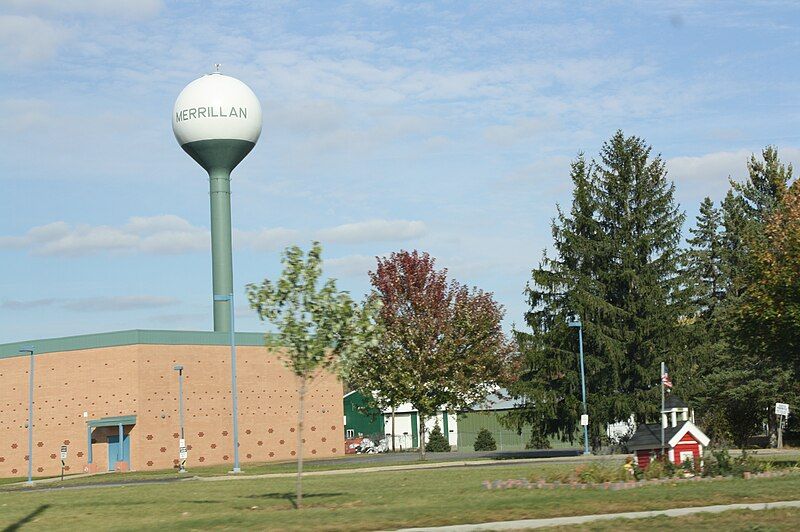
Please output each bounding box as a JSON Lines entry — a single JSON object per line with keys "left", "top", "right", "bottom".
{"left": 0, "top": 330, "right": 344, "bottom": 478}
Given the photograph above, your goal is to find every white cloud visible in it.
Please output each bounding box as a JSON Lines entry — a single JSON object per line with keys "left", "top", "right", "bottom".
{"left": 316, "top": 219, "right": 426, "bottom": 244}
{"left": 667, "top": 147, "right": 800, "bottom": 202}
{"left": 2, "top": 295, "right": 178, "bottom": 312}
{"left": 484, "top": 117, "right": 556, "bottom": 146}
{"left": 2, "top": 0, "right": 163, "bottom": 18}
{"left": 326, "top": 254, "right": 380, "bottom": 277}
{"left": 0, "top": 15, "right": 65, "bottom": 64}
{"left": 234, "top": 227, "right": 299, "bottom": 252}
{"left": 0, "top": 216, "right": 428, "bottom": 256}
{"left": 0, "top": 216, "right": 208, "bottom": 257}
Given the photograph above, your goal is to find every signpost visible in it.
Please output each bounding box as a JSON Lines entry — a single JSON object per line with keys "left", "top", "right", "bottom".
{"left": 580, "top": 414, "right": 589, "bottom": 426}
{"left": 775, "top": 403, "right": 790, "bottom": 449}
{"left": 179, "top": 446, "right": 188, "bottom": 465}
{"left": 60, "top": 445, "right": 67, "bottom": 481}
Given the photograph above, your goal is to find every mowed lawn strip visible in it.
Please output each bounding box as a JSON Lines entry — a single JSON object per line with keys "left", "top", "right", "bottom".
{"left": 545, "top": 507, "right": 800, "bottom": 531}
{"left": 0, "top": 455, "right": 529, "bottom": 489}
{"left": 1, "top": 465, "right": 799, "bottom": 531}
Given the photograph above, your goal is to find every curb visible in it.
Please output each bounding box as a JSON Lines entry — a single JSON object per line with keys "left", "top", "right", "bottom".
{"left": 389, "top": 500, "right": 800, "bottom": 531}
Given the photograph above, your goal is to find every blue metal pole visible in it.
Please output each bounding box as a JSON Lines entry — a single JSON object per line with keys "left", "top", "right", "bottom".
{"left": 578, "top": 326, "right": 590, "bottom": 455}
{"left": 118, "top": 423, "right": 123, "bottom": 463}
{"left": 87, "top": 425, "right": 93, "bottom": 465}
{"left": 26, "top": 348, "right": 34, "bottom": 484}
{"left": 229, "top": 292, "right": 241, "bottom": 473}
{"left": 178, "top": 367, "right": 186, "bottom": 473}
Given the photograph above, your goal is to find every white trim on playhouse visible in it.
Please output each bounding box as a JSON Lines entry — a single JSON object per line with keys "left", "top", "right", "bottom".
{"left": 668, "top": 420, "right": 710, "bottom": 448}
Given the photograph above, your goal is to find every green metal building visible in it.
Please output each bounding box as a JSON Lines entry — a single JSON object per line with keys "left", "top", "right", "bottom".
{"left": 343, "top": 390, "right": 384, "bottom": 439}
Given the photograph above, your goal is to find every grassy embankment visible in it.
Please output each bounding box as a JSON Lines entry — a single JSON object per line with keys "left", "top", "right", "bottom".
{"left": 1, "top": 462, "right": 800, "bottom": 531}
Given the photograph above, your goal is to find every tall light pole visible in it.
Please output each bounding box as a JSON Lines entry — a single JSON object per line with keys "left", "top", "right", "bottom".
{"left": 173, "top": 364, "right": 186, "bottom": 473}
{"left": 214, "top": 293, "right": 241, "bottom": 473}
{"left": 20, "top": 346, "right": 35, "bottom": 484}
{"left": 567, "top": 320, "right": 590, "bottom": 455}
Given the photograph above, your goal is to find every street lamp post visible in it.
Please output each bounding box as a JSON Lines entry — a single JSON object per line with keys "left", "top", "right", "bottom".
{"left": 567, "top": 320, "right": 590, "bottom": 455}
{"left": 20, "top": 346, "right": 35, "bottom": 484}
{"left": 213, "top": 293, "right": 241, "bottom": 473}
{"left": 173, "top": 364, "right": 186, "bottom": 473}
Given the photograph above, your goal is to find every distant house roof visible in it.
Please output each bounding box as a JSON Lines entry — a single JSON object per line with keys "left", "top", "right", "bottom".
{"left": 664, "top": 394, "right": 688, "bottom": 410}
{"left": 466, "top": 389, "right": 524, "bottom": 412}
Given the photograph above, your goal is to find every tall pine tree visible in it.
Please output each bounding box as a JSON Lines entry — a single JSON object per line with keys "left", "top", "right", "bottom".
{"left": 509, "top": 132, "right": 686, "bottom": 448}
{"left": 697, "top": 147, "right": 795, "bottom": 447}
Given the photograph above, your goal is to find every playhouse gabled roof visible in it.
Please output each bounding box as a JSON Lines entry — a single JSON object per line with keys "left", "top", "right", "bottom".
{"left": 667, "top": 420, "right": 710, "bottom": 447}
{"left": 628, "top": 422, "right": 683, "bottom": 450}
{"left": 628, "top": 420, "right": 709, "bottom": 450}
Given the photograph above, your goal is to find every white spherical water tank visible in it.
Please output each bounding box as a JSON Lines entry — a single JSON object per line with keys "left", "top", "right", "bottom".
{"left": 172, "top": 69, "right": 262, "bottom": 333}
{"left": 173, "top": 71, "right": 262, "bottom": 172}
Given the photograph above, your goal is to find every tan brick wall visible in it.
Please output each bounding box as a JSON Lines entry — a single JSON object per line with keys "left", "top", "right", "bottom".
{"left": 0, "top": 344, "right": 344, "bottom": 477}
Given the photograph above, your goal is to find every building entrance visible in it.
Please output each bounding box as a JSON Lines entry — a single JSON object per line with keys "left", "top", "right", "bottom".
{"left": 107, "top": 434, "right": 130, "bottom": 471}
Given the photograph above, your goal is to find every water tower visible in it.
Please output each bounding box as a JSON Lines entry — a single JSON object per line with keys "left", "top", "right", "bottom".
{"left": 173, "top": 67, "right": 262, "bottom": 332}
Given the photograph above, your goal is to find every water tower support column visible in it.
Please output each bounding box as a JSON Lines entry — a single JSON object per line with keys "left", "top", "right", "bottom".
{"left": 210, "top": 168, "right": 233, "bottom": 332}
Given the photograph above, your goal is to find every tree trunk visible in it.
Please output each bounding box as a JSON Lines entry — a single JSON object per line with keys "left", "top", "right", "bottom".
{"left": 296, "top": 377, "right": 306, "bottom": 509}
{"left": 391, "top": 406, "right": 396, "bottom": 452}
{"left": 419, "top": 412, "right": 426, "bottom": 461}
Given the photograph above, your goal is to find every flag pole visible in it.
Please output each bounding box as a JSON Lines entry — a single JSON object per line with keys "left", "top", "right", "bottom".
{"left": 660, "top": 361, "right": 665, "bottom": 459}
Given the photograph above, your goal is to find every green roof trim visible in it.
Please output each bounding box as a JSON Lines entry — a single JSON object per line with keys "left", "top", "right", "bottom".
{"left": 88, "top": 415, "right": 137, "bottom": 428}
{"left": 0, "top": 329, "right": 272, "bottom": 359}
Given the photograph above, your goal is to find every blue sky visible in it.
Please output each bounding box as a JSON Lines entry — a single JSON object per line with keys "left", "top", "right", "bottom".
{"left": 1, "top": 0, "right": 799, "bottom": 343}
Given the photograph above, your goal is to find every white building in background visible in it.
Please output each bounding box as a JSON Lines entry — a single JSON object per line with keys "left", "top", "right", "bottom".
{"left": 382, "top": 404, "right": 458, "bottom": 450}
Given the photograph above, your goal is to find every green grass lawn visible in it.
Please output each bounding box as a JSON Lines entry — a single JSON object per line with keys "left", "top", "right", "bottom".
{"left": 550, "top": 508, "right": 800, "bottom": 530}
{"left": 1, "top": 464, "right": 799, "bottom": 531}
{"left": 0, "top": 454, "right": 507, "bottom": 489}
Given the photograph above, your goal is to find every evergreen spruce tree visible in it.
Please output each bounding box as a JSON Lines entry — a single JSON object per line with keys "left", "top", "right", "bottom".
{"left": 426, "top": 423, "right": 451, "bottom": 452}
{"left": 509, "top": 132, "right": 686, "bottom": 449}
{"left": 679, "top": 198, "right": 728, "bottom": 436}
{"left": 703, "top": 147, "right": 795, "bottom": 446}
{"left": 473, "top": 428, "right": 497, "bottom": 451}
{"left": 685, "top": 198, "right": 724, "bottom": 315}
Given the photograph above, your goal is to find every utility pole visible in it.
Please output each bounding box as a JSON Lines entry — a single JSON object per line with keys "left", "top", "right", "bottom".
{"left": 568, "top": 320, "right": 590, "bottom": 455}
{"left": 215, "top": 293, "right": 241, "bottom": 473}
{"left": 174, "top": 364, "right": 186, "bottom": 473}
{"left": 20, "top": 347, "right": 35, "bottom": 485}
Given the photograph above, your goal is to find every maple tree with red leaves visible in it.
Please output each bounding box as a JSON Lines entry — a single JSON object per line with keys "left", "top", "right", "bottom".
{"left": 355, "top": 250, "right": 516, "bottom": 459}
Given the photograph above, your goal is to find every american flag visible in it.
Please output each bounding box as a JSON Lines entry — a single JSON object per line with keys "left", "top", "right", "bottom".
{"left": 661, "top": 366, "right": 673, "bottom": 388}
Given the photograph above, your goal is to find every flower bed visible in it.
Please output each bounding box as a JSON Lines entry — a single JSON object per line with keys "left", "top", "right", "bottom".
{"left": 482, "top": 470, "right": 795, "bottom": 490}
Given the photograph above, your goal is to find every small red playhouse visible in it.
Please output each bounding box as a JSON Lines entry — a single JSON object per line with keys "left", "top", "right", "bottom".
{"left": 628, "top": 395, "right": 710, "bottom": 468}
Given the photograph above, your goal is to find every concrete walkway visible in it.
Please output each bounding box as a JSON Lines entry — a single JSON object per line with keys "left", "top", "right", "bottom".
{"left": 391, "top": 500, "right": 800, "bottom": 531}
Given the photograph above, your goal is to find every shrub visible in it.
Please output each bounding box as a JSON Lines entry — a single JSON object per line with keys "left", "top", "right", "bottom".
{"left": 644, "top": 459, "right": 665, "bottom": 479}
{"left": 525, "top": 430, "right": 551, "bottom": 450}
{"left": 702, "top": 448, "right": 764, "bottom": 477}
{"left": 426, "top": 423, "right": 451, "bottom": 452}
{"left": 474, "top": 428, "right": 497, "bottom": 451}
{"left": 575, "top": 462, "right": 625, "bottom": 483}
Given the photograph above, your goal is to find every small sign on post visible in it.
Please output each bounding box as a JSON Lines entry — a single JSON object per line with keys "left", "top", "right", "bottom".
{"left": 60, "top": 445, "right": 67, "bottom": 481}
{"left": 580, "top": 414, "right": 589, "bottom": 426}
{"left": 179, "top": 446, "right": 188, "bottom": 460}
{"left": 776, "top": 403, "right": 790, "bottom": 449}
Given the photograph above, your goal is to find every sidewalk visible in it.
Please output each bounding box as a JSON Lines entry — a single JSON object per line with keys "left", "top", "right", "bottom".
{"left": 390, "top": 500, "right": 800, "bottom": 531}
